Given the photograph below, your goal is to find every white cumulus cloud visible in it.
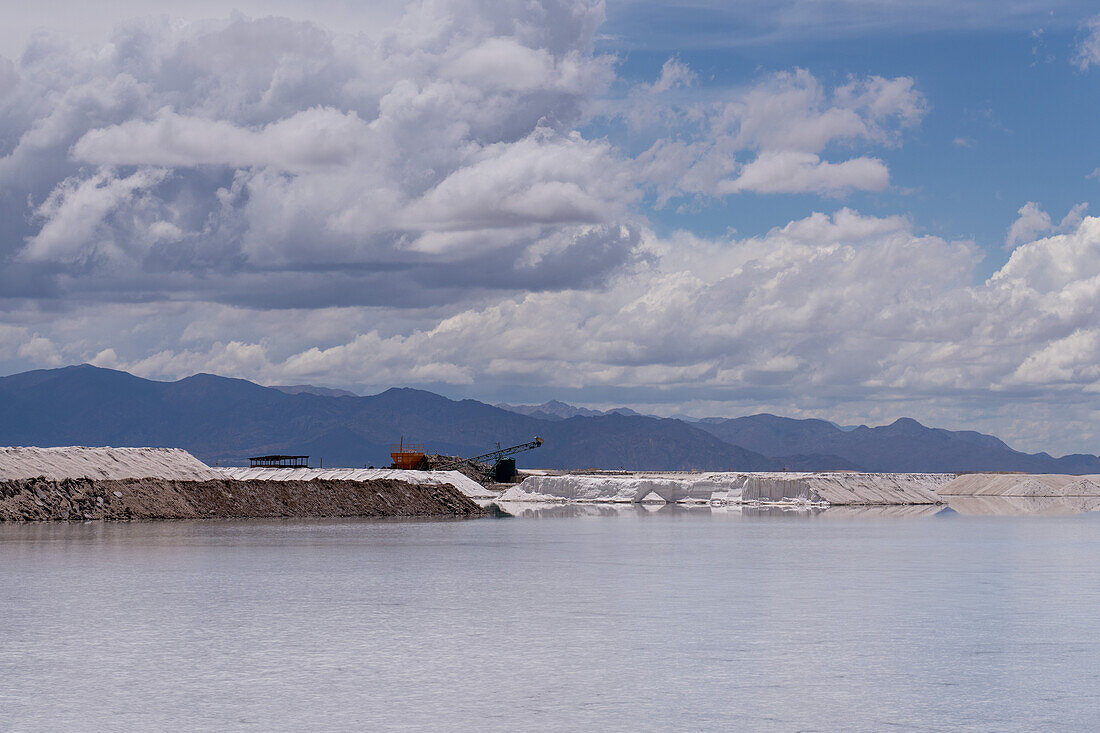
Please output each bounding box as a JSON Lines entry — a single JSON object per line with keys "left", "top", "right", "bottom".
{"left": 1075, "top": 14, "right": 1100, "bottom": 69}
{"left": 627, "top": 67, "right": 924, "bottom": 202}
{"left": 10, "top": 2, "right": 1100, "bottom": 454}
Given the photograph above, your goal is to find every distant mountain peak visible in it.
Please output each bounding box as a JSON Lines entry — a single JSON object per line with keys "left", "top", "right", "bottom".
{"left": 271, "top": 384, "right": 359, "bottom": 398}
{"left": 881, "top": 417, "right": 928, "bottom": 435}
{"left": 377, "top": 386, "right": 443, "bottom": 397}
{"left": 495, "top": 400, "right": 667, "bottom": 421}
{"left": 495, "top": 400, "right": 604, "bottom": 420}
{"left": 605, "top": 407, "right": 644, "bottom": 417}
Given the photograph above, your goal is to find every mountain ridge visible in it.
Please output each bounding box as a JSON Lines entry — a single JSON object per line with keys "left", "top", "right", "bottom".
{"left": 0, "top": 366, "right": 796, "bottom": 470}
{"left": 2, "top": 365, "right": 1098, "bottom": 473}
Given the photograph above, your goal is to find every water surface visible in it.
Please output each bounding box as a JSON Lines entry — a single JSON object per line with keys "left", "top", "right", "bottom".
{"left": 2, "top": 506, "right": 1098, "bottom": 731}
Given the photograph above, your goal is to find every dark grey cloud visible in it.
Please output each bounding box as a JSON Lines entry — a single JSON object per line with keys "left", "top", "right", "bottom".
{"left": 0, "top": 2, "right": 926, "bottom": 314}
{"left": 0, "top": 3, "right": 633, "bottom": 310}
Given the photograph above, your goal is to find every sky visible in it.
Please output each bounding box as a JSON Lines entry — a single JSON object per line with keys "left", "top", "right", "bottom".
{"left": 1, "top": 0, "right": 1100, "bottom": 454}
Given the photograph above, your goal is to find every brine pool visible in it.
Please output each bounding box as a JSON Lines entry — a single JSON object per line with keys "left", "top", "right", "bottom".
{"left": 2, "top": 504, "right": 1098, "bottom": 731}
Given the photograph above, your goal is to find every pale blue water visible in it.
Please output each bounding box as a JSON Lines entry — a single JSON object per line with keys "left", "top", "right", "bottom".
{"left": 2, "top": 505, "right": 1099, "bottom": 732}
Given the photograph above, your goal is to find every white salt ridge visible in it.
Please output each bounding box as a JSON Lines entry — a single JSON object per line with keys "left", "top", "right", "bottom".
{"left": 214, "top": 467, "right": 494, "bottom": 498}
{"left": 500, "top": 472, "right": 952, "bottom": 506}
{"left": 499, "top": 473, "right": 751, "bottom": 504}
{"left": 0, "top": 446, "right": 219, "bottom": 481}
{"left": 492, "top": 500, "right": 947, "bottom": 519}
{"left": 741, "top": 472, "right": 950, "bottom": 505}
{"left": 937, "top": 473, "right": 1100, "bottom": 497}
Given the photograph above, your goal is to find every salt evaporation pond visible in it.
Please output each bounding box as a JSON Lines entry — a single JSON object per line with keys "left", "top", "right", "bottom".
{"left": 3, "top": 507, "right": 1099, "bottom": 731}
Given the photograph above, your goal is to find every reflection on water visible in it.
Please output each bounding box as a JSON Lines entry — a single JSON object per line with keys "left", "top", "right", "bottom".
{"left": 490, "top": 501, "right": 652, "bottom": 519}
{"left": 741, "top": 503, "right": 948, "bottom": 520}
{"left": 3, "top": 511, "right": 1100, "bottom": 731}
{"left": 0, "top": 515, "right": 445, "bottom": 552}
{"left": 946, "top": 495, "right": 1100, "bottom": 516}
{"left": 491, "top": 497, "right": 1098, "bottom": 519}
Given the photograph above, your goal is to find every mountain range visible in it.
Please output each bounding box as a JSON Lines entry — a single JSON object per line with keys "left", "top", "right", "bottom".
{"left": 2, "top": 364, "right": 1099, "bottom": 473}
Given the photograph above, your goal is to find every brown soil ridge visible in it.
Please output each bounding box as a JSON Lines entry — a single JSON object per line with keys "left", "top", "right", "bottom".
{"left": 0, "top": 477, "right": 485, "bottom": 521}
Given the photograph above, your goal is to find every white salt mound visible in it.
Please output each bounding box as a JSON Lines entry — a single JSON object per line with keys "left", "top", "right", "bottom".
{"left": 0, "top": 446, "right": 219, "bottom": 481}
{"left": 214, "top": 467, "right": 493, "bottom": 498}
{"left": 741, "top": 472, "right": 950, "bottom": 505}
{"left": 937, "top": 473, "right": 1100, "bottom": 497}
{"left": 501, "top": 471, "right": 951, "bottom": 505}
{"left": 500, "top": 473, "right": 752, "bottom": 504}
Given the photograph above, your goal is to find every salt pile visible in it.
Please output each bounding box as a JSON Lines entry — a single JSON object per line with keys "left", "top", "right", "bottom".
{"left": 0, "top": 446, "right": 219, "bottom": 481}
{"left": 493, "top": 501, "right": 947, "bottom": 519}
{"left": 215, "top": 466, "right": 494, "bottom": 498}
{"left": 499, "top": 473, "right": 753, "bottom": 504}
{"left": 741, "top": 473, "right": 950, "bottom": 505}
{"left": 937, "top": 473, "right": 1100, "bottom": 497}
{"left": 500, "top": 471, "right": 951, "bottom": 506}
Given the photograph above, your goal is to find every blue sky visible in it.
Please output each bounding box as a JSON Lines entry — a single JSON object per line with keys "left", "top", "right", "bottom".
{"left": 2, "top": 0, "right": 1100, "bottom": 454}
{"left": 599, "top": 13, "right": 1100, "bottom": 275}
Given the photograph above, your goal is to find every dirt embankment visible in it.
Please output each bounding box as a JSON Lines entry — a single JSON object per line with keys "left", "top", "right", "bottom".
{"left": 0, "top": 477, "right": 484, "bottom": 521}
{"left": 420, "top": 454, "right": 495, "bottom": 484}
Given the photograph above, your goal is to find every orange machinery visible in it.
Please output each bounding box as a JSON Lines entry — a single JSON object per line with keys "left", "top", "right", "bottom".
{"left": 389, "top": 437, "right": 426, "bottom": 469}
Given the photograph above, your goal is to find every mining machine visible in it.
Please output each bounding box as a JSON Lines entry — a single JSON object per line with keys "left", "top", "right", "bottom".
{"left": 437, "top": 436, "right": 544, "bottom": 482}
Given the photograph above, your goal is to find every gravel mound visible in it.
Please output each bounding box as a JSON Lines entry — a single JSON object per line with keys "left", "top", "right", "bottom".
{"left": 0, "top": 477, "right": 484, "bottom": 521}
{"left": 420, "top": 454, "right": 495, "bottom": 485}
